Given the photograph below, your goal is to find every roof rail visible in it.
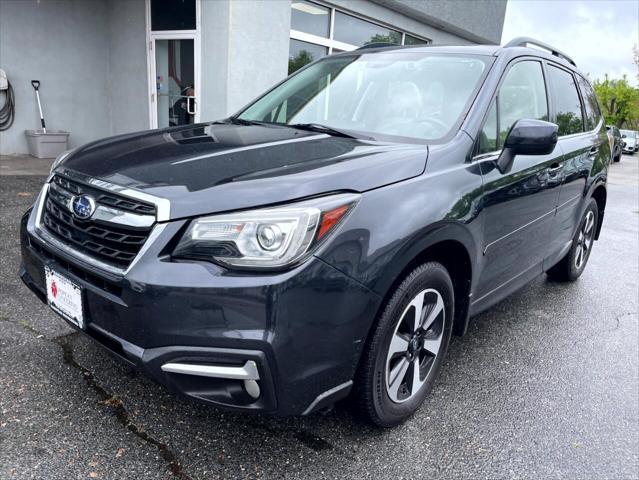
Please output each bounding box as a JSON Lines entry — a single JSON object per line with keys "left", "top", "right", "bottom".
{"left": 356, "top": 42, "right": 400, "bottom": 51}
{"left": 503, "top": 37, "right": 576, "bottom": 67}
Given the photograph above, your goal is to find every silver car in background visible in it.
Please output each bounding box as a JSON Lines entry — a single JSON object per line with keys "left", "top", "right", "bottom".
{"left": 620, "top": 129, "right": 638, "bottom": 154}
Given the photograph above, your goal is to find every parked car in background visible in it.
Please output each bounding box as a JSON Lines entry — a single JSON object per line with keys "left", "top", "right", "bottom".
{"left": 620, "top": 129, "right": 638, "bottom": 154}
{"left": 19, "top": 38, "right": 609, "bottom": 427}
{"left": 607, "top": 125, "right": 623, "bottom": 162}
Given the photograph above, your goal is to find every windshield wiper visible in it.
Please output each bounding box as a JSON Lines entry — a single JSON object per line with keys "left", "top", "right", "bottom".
{"left": 226, "top": 117, "right": 270, "bottom": 126}
{"left": 287, "top": 123, "right": 367, "bottom": 140}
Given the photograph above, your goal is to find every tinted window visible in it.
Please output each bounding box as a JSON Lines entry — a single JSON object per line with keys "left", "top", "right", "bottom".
{"left": 576, "top": 75, "right": 600, "bottom": 130}
{"left": 498, "top": 61, "right": 548, "bottom": 145}
{"left": 291, "top": 1, "right": 330, "bottom": 37}
{"left": 478, "top": 100, "right": 498, "bottom": 154}
{"left": 548, "top": 66, "right": 584, "bottom": 136}
{"left": 405, "top": 34, "right": 428, "bottom": 45}
{"left": 151, "top": 0, "right": 195, "bottom": 31}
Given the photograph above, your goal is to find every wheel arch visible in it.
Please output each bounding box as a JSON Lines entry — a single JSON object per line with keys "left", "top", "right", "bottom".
{"left": 590, "top": 183, "right": 607, "bottom": 240}
{"left": 371, "top": 222, "right": 478, "bottom": 339}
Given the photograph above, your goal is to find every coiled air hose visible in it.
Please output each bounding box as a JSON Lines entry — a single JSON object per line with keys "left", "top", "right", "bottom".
{"left": 0, "top": 77, "right": 15, "bottom": 131}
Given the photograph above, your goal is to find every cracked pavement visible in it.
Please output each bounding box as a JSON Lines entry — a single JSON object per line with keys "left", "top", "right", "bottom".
{"left": 1, "top": 157, "right": 638, "bottom": 479}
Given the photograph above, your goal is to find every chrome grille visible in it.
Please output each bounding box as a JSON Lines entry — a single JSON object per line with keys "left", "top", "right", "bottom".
{"left": 41, "top": 174, "right": 155, "bottom": 269}
{"left": 51, "top": 175, "right": 156, "bottom": 215}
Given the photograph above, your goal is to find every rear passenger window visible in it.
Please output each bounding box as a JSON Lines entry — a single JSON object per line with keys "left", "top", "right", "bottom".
{"left": 548, "top": 66, "right": 585, "bottom": 136}
{"left": 576, "top": 75, "right": 601, "bottom": 130}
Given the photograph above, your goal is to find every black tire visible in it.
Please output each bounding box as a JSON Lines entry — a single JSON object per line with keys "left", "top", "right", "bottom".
{"left": 547, "top": 199, "right": 598, "bottom": 282}
{"left": 614, "top": 149, "right": 621, "bottom": 162}
{"left": 354, "top": 262, "right": 454, "bottom": 427}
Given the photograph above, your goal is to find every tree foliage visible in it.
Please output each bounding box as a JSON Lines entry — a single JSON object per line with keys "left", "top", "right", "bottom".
{"left": 288, "top": 50, "right": 314, "bottom": 75}
{"left": 593, "top": 75, "right": 639, "bottom": 129}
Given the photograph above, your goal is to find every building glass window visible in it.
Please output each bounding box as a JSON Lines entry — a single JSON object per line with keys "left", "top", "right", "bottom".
{"left": 291, "top": 1, "right": 330, "bottom": 37}
{"left": 289, "top": 39, "right": 328, "bottom": 75}
{"left": 333, "top": 11, "right": 401, "bottom": 46}
{"left": 151, "top": 0, "right": 196, "bottom": 31}
{"left": 289, "top": 0, "right": 430, "bottom": 73}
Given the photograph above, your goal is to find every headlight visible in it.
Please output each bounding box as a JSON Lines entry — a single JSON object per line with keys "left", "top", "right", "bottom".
{"left": 173, "top": 193, "right": 360, "bottom": 269}
{"left": 50, "top": 149, "right": 74, "bottom": 173}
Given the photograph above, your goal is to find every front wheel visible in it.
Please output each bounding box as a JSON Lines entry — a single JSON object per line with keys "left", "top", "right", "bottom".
{"left": 355, "top": 262, "right": 454, "bottom": 427}
{"left": 547, "top": 199, "right": 598, "bottom": 282}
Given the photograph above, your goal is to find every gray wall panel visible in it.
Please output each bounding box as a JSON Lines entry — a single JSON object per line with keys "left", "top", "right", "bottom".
{"left": 0, "top": 0, "right": 111, "bottom": 154}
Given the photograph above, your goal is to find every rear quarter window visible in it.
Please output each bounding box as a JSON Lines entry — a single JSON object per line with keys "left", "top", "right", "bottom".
{"left": 576, "top": 75, "right": 601, "bottom": 131}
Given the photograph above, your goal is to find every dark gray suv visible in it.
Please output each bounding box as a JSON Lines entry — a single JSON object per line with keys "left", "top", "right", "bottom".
{"left": 20, "top": 38, "right": 608, "bottom": 426}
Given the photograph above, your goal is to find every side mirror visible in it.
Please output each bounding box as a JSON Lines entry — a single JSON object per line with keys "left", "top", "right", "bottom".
{"left": 621, "top": 134, "right": 627, "bottom": 138}
{"left": 496, "top": 119, "right": 558, "bottom": 174}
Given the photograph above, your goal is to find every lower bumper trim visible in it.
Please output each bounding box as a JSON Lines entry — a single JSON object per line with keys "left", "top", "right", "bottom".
{"left": 302, "top": 380, "right": 353, "bottom": 415}
{"left": 161, "top": 360, "right": 260, "bottom": 380}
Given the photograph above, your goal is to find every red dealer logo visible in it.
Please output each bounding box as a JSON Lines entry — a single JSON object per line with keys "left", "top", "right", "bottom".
{"left": 50, "top": 280, "right": 58, "bottom": 298}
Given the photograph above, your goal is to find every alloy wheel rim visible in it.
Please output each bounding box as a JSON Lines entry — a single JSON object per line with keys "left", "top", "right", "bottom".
{"left": 385, "top": 288, "right": 445, "bottom": 404}
{"left": 575, "top": 210, "right": 595, "bottom": 270}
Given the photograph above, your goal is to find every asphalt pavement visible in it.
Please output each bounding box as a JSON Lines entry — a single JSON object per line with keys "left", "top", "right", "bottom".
{"left": 1, "top": 155, "right": 637, "bottom": 479}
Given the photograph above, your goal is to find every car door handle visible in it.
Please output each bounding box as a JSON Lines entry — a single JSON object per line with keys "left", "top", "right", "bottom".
{"left": 548, "top": 163, "right": 563, "bottom": 175}
{"left": 589, "top": 147, "right": 599, "bottom": 156}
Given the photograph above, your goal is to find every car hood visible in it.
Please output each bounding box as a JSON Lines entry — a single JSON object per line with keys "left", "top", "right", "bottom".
{"left": 59, "top": 122, "right": 428, "bottom": 219}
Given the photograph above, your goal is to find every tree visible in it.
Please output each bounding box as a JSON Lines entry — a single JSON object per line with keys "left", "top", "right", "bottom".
{"left": 593, "top": 75, "right": 639, "bottom": 129}
{"left": 365, "top": 33, "right": 401, "bottom": 46}
{"left": 288, "top": 50, "right": 314, "bottom": 75}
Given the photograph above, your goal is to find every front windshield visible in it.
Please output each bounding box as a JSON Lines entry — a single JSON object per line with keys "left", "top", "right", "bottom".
{"left": 621, "top": 130, "right": 636, "bottom": 138}
{"left": 237, "top": 52, "right": 489, "bottom": 142}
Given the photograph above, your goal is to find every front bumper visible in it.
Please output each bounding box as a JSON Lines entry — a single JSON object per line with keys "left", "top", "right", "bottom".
{"left": 20, "top": 209, "right": 380, "bottom": 416}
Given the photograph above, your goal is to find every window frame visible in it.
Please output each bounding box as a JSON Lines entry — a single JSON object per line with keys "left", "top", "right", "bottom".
{"left": 545, "top": 61, "right": 588, "bottom": 138}
{"left": 473, "top": 57, "right": 550, "bottom": 159}
{"left": 290, "top": 0, "right": 430, "bottom": 56}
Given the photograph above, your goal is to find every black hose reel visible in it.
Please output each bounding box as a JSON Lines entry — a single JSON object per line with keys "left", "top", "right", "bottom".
{"left": 0, "top": 69, "right": 15, "bottom": 131}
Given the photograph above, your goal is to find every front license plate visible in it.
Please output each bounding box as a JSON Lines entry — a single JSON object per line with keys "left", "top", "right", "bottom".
{"left": 45, "top": 266, "right": 84, "bottom": 329}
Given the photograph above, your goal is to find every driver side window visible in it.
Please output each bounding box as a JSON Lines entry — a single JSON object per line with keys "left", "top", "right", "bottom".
{"left": 477, "top": 61, "right": 549, "bottom": 155}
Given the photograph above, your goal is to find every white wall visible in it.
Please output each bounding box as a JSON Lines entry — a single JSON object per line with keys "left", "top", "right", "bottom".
{"left": 199, "top": 0, "right": 291, "bottom": 120}
{"left": 107, "top": 0, "right": 149, "bottom": 136}
{"left": 0, "top": 0, "right": 148, "bottom": 155}
{"left": 199, "top": 0, "right": 231, "bottom": 121}
{"left": 226, "top": 0, "right": 291, "bottom": 114}
{"left": 0, "top": 0, "right": 112, "bottom": 154}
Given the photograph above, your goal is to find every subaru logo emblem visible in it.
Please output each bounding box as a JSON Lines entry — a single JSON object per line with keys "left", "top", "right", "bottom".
{"left": 70, "top": 194, "right": 96, "bottom": 220}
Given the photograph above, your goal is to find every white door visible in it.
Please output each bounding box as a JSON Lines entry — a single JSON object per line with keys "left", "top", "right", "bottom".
{"left": 149, "top": 35, "right": 199, "bottom": 128}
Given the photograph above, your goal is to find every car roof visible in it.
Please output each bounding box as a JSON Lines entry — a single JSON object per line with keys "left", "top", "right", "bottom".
{"left": 358, "top": 38, "right": 582, "bottom": 76}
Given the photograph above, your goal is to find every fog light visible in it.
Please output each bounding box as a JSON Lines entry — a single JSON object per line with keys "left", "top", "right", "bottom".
{"left": 244, "top": 379, "right": 260, "bottom": 399}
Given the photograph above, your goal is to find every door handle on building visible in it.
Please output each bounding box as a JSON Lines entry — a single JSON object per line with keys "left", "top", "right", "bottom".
{"left": 187, "top": 96, "right": 197, "bottom": 115}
